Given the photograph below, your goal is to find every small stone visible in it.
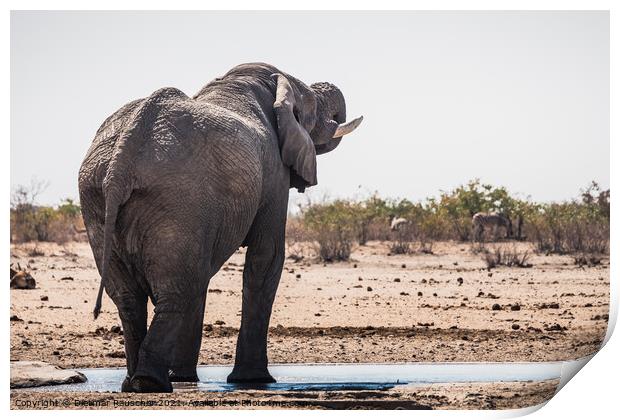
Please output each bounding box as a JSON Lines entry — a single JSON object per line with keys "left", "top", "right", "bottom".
{"left": 417, "top": 292, "right": 423, "bottom": 297}
{"left": 492, "top": 304, "right": 501, "bottom": 311}
{"left": 511, "top": 304, "right": 521, "bottom": 311}
{"left": 40, "top": 296, "right": 49, "bottom": 301}
{"left": 366, "top": 286, "right": 373, "bottom": 292}
{"left": 295, "top": 274, "right": 301, "bottom": 279}
{"left": 401, "top": 264, "right": 406, "bottom": 268}
{"left": 511, "top": 324, "right": 520, "bottom": 330}
{"left": 457, "top": 277, "right": 464, "bottom": 286}
{"left": 394, "top": 278, "right": 401, "bottom": 282}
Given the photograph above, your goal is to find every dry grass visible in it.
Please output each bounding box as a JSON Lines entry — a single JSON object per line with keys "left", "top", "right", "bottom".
{"left": 481, "top": 245, "right": 532, "bottom": 269}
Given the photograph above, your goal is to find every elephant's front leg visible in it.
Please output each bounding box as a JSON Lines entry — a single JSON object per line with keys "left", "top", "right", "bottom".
{"left": 227, "top": 212, "right": 285, "bottom": 383}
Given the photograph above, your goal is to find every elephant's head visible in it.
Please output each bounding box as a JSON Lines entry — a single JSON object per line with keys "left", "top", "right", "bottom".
{"left": 272, "top": 73, "right": 363, "bottom": 192}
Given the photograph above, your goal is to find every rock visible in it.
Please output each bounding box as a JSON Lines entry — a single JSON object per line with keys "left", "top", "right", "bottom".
{"left": 417, "top": 292, "right": 423, "bottom": 297}
{"left": 511, "top": 324, "right": 521, "bottom": 330}
{"left": 545, "top": 323, "right": 567, "bottom": 332}
{"left": 366, "top": 286, "right": 373, "bottom": 292}
{"left": 492, "top": 304, "right": 502, "bottom": 311}
{"left": 510, "top": 304, "right": 521, "bottom": 311}
{"left": 10, "top": 315, "right": 23, "bottom": 322}
{"left": 10, "top": 361, "right": 86, "bottom": 389}
{"left": 40, "top": 296, "right": 49, "bottom": 301}
{"left": 394, "top": 278, "right": 401, "bottom": 282}
{"left": 457, "top": 277, "right": 464, "bottom": 286}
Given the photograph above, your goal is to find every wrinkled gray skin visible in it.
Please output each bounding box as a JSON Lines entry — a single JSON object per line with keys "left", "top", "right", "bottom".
{"left": 78, "top": 63, "right": 355, "bottom": 393}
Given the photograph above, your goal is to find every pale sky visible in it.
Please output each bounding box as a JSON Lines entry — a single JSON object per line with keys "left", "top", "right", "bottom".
{"left": 11, "top": 11, "right": 609, "bottom": 206}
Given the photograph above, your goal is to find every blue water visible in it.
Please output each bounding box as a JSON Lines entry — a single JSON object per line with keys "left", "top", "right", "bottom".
{"left": 19, "top": 361, "right": 566, "bottom": 393}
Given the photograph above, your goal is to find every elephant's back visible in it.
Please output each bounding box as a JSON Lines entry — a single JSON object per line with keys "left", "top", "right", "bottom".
{"left": 81, "top": 87, "right": 265, "bottom": 194}
{"left": 128, "top": 91, "right": 264, "bottom": 200}
{"left": 78, "top": 98, "right": 144, "bottom": 192}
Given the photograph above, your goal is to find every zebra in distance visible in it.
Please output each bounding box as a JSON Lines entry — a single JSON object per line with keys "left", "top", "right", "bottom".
{"left": 390, "top": 216, "right": 409, "bottom": 231}
{"left": 472, "top": 212, "right": 513, "bottom": 241}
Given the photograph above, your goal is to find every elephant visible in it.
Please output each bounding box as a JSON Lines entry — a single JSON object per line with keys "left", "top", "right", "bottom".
{"left": 78, "top": 63, "right": 362, "bottom": 393}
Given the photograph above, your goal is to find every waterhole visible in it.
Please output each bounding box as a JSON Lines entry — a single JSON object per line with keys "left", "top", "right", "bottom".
{"left": 15, "top": 360, "right": 582, "bottom": 393}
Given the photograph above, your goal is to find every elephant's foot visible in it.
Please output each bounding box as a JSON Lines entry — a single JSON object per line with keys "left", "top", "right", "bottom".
{"left": 169, "top": 369, "right": 199, "bottom": 383}
{"left": 226, "top": 367, "right": 276, "bottom": 384}
{"left": 121, "top": 375, "right": 133, "bottom": 392}
{"left": 128, "top": 375, "right": 173, "bottom": 393}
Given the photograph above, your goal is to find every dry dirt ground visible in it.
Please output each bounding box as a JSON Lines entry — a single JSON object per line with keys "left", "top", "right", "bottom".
{"left": 10, "top": 240, "right": 609, "bottom": 409}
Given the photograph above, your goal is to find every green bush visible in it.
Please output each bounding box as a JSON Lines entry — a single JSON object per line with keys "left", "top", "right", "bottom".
{"left": 294, "top": 180, "right": 609, "bottom": 257}
{"left": 11, "top": 197, "right": 84, "bottom": 244}
{"left": 302, "top": 200, "right": 358, "bottom": 262}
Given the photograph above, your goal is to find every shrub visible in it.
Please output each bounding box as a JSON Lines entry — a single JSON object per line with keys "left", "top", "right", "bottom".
{"left": 525, "top": 188, "right": 609, "bottom": 255}
{"left": 302, "top": 200, "right": 357, "bottom": 262}
{"left": 289, "top": 180, "right": 609, "bottom": 258}
{"left": 285, "top": 216, "right": 309, "bottom": 262}
{"left": 11, "top": 181, "right": 84, "bottom": 244}
{"left": 481, "top": 245, "right": 532, "bottom": 269}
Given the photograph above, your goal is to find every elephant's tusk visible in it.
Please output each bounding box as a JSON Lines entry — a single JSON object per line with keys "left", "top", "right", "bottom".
{"left": 333, "top": 116, "right": 363, "bottom": 138}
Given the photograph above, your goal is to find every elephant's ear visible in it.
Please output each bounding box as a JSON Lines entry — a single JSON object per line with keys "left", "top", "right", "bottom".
{"left": 272, "top": 74, "right": 317, "bottom": 192}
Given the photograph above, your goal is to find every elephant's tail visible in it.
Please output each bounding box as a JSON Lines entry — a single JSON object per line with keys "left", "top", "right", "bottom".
{"left": 93, "top": 194, "right": 120, "bottom": 320}
{"left": 92, "top": 119, "right": 141, "bottom": 320}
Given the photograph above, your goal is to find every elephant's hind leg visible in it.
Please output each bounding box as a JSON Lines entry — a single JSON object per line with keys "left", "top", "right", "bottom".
{"left": 128, "top": 251, "right": 207, "bottom": 393}
{"left": 168, "top": 296, "right": 206, "bottom": 383}
{"left": 118, "top": 295, "right": 147, "bottom": 392}
{"left": 104, "top": 257, "right": 148, "bottom": 392}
